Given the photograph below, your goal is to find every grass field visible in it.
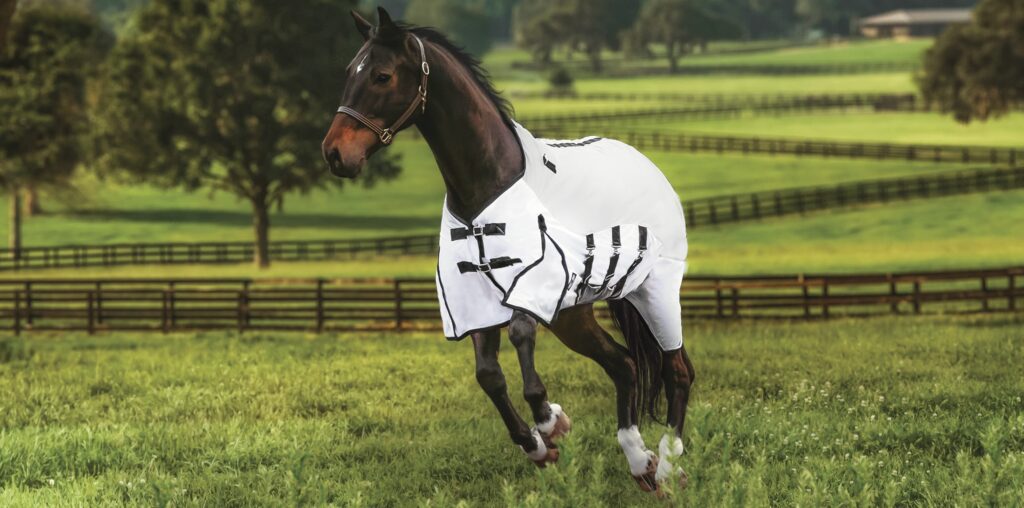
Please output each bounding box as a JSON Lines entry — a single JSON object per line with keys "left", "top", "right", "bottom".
{"left": 1, "top": 316, "right": 1021, "bottom": 506}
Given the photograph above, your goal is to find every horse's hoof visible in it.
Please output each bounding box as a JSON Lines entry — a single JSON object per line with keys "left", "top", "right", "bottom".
{"left": 548, "top": 410, "right": 572, "bottom": 441}
{"left": 677, "top": 468, "right": 689, "bottom": 490}
{"left": 531, "top": 445, "right": 559, "bottom": 468}
{"left": 632, "top": 455, "right": 661, "bottom": 494}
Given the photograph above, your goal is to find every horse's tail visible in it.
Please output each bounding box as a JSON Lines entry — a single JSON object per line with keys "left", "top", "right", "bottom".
{"left": 607, "top": 299, "right": 664, "bottom": 425}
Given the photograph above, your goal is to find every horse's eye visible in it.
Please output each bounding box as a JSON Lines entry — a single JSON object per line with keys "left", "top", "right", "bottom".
{"left": 375, "top": 73, "right": 391, "bottom": 84}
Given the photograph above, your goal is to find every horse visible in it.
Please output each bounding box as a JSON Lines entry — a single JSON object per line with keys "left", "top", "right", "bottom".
{"left": 321, "top": 7, "right": 695, "bottom": 495}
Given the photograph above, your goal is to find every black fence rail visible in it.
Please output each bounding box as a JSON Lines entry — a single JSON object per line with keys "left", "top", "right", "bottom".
{"left": 1, "top": 267, "right": 1019, "bottom": 334}
{"left": 0, "top": 235, "right": 438, "bottom": 272}
{"left": 509, "top": 60, "right": 918, "bottom": 77}
{"left": 685, "top": 166, "right": 1024, "bottom": 228}
{"left": 533, "top": 128, "right": 1024, "bottom": 167}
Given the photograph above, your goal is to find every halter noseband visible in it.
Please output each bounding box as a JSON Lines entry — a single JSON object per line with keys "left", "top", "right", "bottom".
{"left": 336, "top": 35, "right": 430, "bottom": 146}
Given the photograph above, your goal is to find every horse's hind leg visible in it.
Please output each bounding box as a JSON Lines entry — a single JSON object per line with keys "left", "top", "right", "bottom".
{"left": 659, "top": 346, "right": 694, "bottom": 488}
{"left": 471, "top": 327, "right": 558, "bottom": 467}
{"left": 548, "top": 305, "right": 660, "bottom": 493}
{"left": 508, "top": 311, "right": 571, "bottom": 446}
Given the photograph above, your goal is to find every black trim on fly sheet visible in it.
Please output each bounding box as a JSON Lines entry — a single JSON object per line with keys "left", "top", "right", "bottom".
{"left": 574, "top": 233, "right": 596, "bottom": 305}
{"left": 596, "top": 225, "right": 621, "bottom": 294}
{"left": 446, "top": 320, "right": 511, "bottom": 342}
{"left": 458, "top": 257, "right": 522, "bottom": 273}
{"left": 542, "top": 155, "right": 557, "bottom": 173}
{"left": 501, "top": 214, "right": 570, "bottom": 326}
{"left": 545, "top": 137, "right": 604, "bottom": 148}
{"left": 610, "top": 226, "right": 648, "bottom": 299}
{"left": 436, "top": 264, "right": 459, "bottom": 338}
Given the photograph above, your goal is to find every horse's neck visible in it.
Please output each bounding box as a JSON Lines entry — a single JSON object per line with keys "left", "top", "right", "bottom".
{"left": 415, "top": 49, "right": 523, "bottom": 220}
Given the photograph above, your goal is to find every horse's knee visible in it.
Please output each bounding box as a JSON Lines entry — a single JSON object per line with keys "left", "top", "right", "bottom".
{"left": 508, "top": 312, "right": 537, "bottom": 348}
{"left": 475, "top": 362, "right": 506, "bottom": 395}
{"left": 664, "top": 349, "right": 693, "bottom": 389}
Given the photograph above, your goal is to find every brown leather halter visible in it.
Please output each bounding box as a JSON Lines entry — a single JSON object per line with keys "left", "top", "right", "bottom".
{"left": 336, "top": 34, "right": 429, "bottom": 145}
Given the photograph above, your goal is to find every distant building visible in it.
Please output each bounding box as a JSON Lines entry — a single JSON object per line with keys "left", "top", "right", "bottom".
{"left": 859, "top": 9, "right": 972, "bottom": 38}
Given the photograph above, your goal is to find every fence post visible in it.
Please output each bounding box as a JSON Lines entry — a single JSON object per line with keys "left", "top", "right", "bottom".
{"left": 730, "top": 287, "right": 739, "bottom": 317}
{"left": 1009, "top": 274, "right": 1017, "bottom": 311}
{"left": 24, "top": 281, "right": 32, "bottom": 326}
{"left": 715, "top": 281, "right": 724, "bottom": 318}
{"left": 822, "top": 278, "right": 830, "bottom": 318}
{"left": 168, "top": 282, "right": 177, "bottom": 329}
{"left": 237, "top": 289, "right": 247, "bottom": 333}
{"left": 800, "top": 275, "right": 811, "bottom": 317}
{"left": 316, "top": 279, "right": 325, "bottom": 333}
{"left": 87, "top": 291, "right": 95, "bottom": 335}
{"left": 95, "top": 281, "right": 104, "bottom": 325}
{"left": 912, "top": 280, "right": 922, "bottom": 314}
{"left": 980, "top": 277, "right": 989, "bottom": 312}
{"left": 394, "top": 280, "right": 404, "bottom": 330}
{"left": 889, "top": 275, "right": 899, "bottom": 314}
{"left": 751, "top": 194, "right": 761, "bottom": 219}
{"left": 161, "top": 289, "right": 170, "bottom": 334}
{"left": 13, "top": 290, "right": 21, "bottom": 336}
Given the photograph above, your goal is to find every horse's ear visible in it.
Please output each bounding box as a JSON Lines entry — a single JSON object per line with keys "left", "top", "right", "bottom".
{"left": 351, "top": 10, "right": 372, "bottom": 41}
{"left": 377, "top": 6, "right": 395, "bottom": 28}
{"left": 375, "top": 6, "right": 403, "bottom": 42}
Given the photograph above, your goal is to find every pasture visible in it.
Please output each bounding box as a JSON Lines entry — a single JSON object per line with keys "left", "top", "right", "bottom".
{"left": 1, "top": 316, "right": 1022, "bottom": 506}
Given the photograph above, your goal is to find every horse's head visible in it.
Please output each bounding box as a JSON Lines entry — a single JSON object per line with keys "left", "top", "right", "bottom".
{"left": 322, "top": 7, "right": 428, "bottom": 178}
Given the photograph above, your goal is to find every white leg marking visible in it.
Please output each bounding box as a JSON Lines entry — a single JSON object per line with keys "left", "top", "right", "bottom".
{"left": 655, "top": 433, "right": 685, "bottom": 482}
{"left": 536, "top": 403, "right": 562, "bottom": 435}
{"left": 520, "top": 428, "right": 548, "bottom": 461}
{"left": 617, "top": 425, "right": 656, "bottom": 476}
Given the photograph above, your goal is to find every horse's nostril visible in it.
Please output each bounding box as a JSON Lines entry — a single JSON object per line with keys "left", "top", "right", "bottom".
{"left": 329, "top": 148, "right": 341, "bottom": 164}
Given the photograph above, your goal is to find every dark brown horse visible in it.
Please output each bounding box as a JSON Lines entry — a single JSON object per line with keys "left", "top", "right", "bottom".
{"left": 322, "top": 7, "right": 695, "bottom": 494}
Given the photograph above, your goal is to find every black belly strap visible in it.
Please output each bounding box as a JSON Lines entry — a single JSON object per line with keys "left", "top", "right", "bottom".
{"left": 596, "top": 226, "right": 622, "bottom": 293}
{"left": 611, "top": 226, "right": 648, "bottom": 299}
{"left": 458, "top": 256, "right": 522, "bottom": 274}
{"left": 450, "top": 223, "right": 506, "bottom": 241}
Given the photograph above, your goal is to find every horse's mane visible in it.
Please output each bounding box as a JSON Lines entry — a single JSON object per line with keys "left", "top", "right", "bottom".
{"left": 397, "top": 24, "right": 515, "bottom": 125}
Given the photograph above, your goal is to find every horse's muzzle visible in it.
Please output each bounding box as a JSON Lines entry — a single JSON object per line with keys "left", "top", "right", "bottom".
{"left": 324, "top": 145, "right": 364, "bottom": 178}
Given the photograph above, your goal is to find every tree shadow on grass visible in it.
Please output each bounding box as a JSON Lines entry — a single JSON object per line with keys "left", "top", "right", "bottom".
{"left": 67, "top": 208, "right": 438, "bottom": 231}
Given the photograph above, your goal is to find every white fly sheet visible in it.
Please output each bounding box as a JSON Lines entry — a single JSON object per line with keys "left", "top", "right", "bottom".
{"left": 435, "top": 123, "right": 688, "bottom": 350}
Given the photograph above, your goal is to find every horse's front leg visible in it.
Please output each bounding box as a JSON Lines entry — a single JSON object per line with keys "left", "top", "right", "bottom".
{"left": 508, "top": 311, "right": 572, "bottom": 448}
{"left": 472, "top": 327, "right": 558, "bottom": 467}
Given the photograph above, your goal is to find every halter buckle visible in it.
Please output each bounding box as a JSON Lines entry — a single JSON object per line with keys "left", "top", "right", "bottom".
{"left": 380, "top": 129, "right": 394, "bottom": 145}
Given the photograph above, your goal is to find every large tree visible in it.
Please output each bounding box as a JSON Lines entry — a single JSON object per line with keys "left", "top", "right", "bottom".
{"left": 95, "top": 0, "right": 401, "bottom": 268}
{"left": 514, "top": 0, "right": 639, "bottom": 72}
{"left": 0, "top": 3, "right": 110, "bottom": 259}
{"left": 918, "top": 0, "right": 1024, "bottom": 123}
{"left": 628, "top": 0, "right": 740, "bottom": 73}
{"left": 404, "top": 0, "right": 496, "bottom": 56}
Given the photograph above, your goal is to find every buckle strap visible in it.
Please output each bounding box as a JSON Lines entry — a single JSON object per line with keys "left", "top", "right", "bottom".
{"left": 610, "top": 226, "right": 648, "bottom": 299}
{"left": 458, "top": 256, "right": 522, "bottom": 274}
{"left": 450, "top": 223, "right": 506, "bottom": 241}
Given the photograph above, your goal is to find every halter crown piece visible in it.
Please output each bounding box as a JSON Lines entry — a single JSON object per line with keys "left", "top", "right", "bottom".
{"left": 336, "top": 34, "right": 430, "bottom": 145}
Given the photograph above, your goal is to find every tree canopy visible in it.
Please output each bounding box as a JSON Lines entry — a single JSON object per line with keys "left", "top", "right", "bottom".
{"left": 0, "top": 3, "right": 110, "bottom": 256}
{"left": 404, "top": 0, "right": 496, "bottom": 56}
{"left": 918, "top": 0, "right": 1024, "bottom": 123}
{"left": 94, "top": 0, "right": 401, "bottom": 267}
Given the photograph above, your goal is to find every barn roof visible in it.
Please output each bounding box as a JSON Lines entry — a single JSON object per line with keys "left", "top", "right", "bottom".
{"left": 860, "top": 8, "right": 972, "bottom": 27}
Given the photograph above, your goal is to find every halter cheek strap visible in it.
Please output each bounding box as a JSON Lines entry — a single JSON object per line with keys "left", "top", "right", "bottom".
{"left": 336, "top": 34, "right": 430, "bottom": 146}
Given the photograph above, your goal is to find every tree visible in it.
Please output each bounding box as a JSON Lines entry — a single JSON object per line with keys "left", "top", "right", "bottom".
{"left": 94, "top": 0, "right": 401, "bottom": 268}
{"left": 0, "top": 0, "right": 15, "bottom": 53}
{"left": 918, "top": 0, "right": 1024, "bottom": 123}
{"left": 405, "top": 0, "right": 496, "bottom": 56}
{"left": 0, "top": 4, "right": 110, "bottom": 259}
{"left": 628, "top": 0, "right": 740, "bottom": 73}
{"left": 514, "top": 0, "right": 639, "bottom": 73}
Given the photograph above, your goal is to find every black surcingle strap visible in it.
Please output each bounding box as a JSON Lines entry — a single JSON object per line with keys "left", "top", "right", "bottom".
{"left": 596, "top": 226, "right": 622, "bottom": 294}
{"left": 450, "top": 223, "right": 506, "bottom": 241}
{"left": 575, "top": 233, "right": 596, "bottom": 304}
{"left": 611, "top": 226, "right": 648, "bottom": 299}
{"left": 458, "top": 256, "right": 522, "bottom": 273}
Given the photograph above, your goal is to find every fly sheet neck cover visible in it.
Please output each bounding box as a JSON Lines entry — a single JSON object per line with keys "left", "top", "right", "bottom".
{"left": 435, "top": 179, "right": 662, "bottom": 340}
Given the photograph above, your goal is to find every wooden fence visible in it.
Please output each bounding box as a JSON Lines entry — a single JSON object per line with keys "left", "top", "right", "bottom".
{"left": 0, "top": 235, "right": 438, "bottom": 271}
{"left": 532, "top": 128, "right": 1024, "bottom": 167}
{"left": 509, "top": 92, "right": 920, "bottom": 105}
{"left": 684, "top": 166, "right": 1024, "bottom": 228}
{"left": 4, "top": 166, "right": 1022, "bottom": 272}
{"left": 1, "top": 267, "right": 1019, "bottom": 334}
{"left": 519, "top": 94, "right": 923, "bottom": 127}
{"left": 509, "top": 60, "right": 917, "bottom": 76}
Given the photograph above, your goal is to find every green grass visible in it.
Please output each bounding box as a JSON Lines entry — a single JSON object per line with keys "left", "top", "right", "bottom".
{"left": 1, "top": 316, "right": 1022, "bottom": 506}
{"left": 497, "top": 72, "right": 918, "bottom": 96}
{"left": 653, "top": 112, "right": 1024, "bottom": 147}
